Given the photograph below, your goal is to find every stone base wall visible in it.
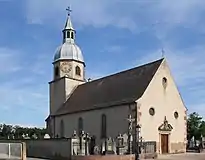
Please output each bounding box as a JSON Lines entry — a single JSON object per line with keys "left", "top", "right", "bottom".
{"left": 72, "top": 155, "right": 135, "bottom": 160}
{"left": 156, "top": 142, "right": 160, "bottom": 153}
{"left": 170, "top": 142, "right": 186, "bottom": 153}
{"left": 156, "top": 142, "right": 186, "bottom": 154}
{"left": 72, "top": 153, "right": 158, "bottom": 160}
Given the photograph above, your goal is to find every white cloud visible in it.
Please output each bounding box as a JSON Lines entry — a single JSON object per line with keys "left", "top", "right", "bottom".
{"left": 0, "top": 47, "right": 49, "bottom": 117}
{"left": 25, "top": 0, "right": 205, "bottom": 33}
{"left": 0, "top": 48, "right": 23, "bottom": 74}
{"left": 189, "top": 103, "right": 205, "bottom": 116}
{"left": 101, "top": 45, "right": 124, "bottom": 54}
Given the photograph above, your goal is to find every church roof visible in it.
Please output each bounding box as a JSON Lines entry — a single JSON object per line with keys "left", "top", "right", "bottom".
{"left": 54, "top": 58, "right": 164, "bottom": 116}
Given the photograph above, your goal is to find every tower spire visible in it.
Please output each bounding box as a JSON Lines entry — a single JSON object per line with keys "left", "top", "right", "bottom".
{"left": 62, "top": 6, "right": 75, "bottom": 43}
{"left": 64, "top": 6, "right": 74, "bottom": 30}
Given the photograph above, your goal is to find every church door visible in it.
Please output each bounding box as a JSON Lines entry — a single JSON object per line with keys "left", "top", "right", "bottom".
{"left": 161, "top": 134, "right": 169, "bottom": 154}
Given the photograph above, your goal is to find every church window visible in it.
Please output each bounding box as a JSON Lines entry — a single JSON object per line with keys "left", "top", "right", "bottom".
{"left": 174, "top": 111, "right": 179, "bottom": 119}
{"left": 60, "top": 120, "right": 65, "bottom": 138}
{"left": 75, "top": 66, "right": 81, "bottom": 76}
{"left": 149, "top": 107, "right": 155, "bottom": 116}
{"left": 78, "top": 117, "right": 83, "bottom": 134}
{"left": 55, "top": 66, "right": 59, "bottom": 77}
{"left": 162, "top": 77, "right": 168, "bottom": 89}
{"left": 67, "top": 31, "right": 70, "bottom": 38}
{"left": 101, "top": 114, "right": 107, "bottom": 139}
{"left": 71, "top": 32, "right": 74, "bottom": 39}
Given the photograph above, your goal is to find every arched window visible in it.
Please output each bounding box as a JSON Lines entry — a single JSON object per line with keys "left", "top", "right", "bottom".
{"left": 60, "top": 120, "right": 64, "bottom": 138}
{"left": 162, "top": 77, "right": 168, "bottom": 89}
{"left": 101, "top": 114, "right": 107, "bottom": 139}
{"left": 67, "top": 31, "right": 70, "bottom": 38}
{"left": 75, "top": 66, "right": 81, "bottom": 76}
{"left": 78, "top": 117, "right": 83, "bottom": 134}
{"left": 55, "top": 66, "right": 59, "bottom": 77}
{"left": 71, "top": 32, "right": 74, "bottom": 39}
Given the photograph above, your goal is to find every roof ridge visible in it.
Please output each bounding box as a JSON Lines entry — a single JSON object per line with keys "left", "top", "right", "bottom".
{"left": 84, "top": 58, "right": 164, "bottom": 85}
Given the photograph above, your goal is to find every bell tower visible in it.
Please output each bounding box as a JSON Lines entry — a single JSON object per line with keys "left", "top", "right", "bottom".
{"left": 49, "top": 7, "right": 86, "bottom": 115}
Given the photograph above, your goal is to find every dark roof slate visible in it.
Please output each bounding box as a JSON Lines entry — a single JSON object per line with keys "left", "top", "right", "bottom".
{"left": 54, "top": 58, "right": 164, "bottom": 116}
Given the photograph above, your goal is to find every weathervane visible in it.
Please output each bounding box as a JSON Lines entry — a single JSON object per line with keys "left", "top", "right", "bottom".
{"left": 66, "top": 6, "right": 72, "bottom": 16}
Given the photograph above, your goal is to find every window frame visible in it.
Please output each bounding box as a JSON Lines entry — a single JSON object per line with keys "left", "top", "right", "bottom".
{"left": 75, "top": 66, "right": 81, "bottom": 76}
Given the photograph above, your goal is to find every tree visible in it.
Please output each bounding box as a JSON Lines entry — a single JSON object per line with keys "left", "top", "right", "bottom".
{"left": 0, "top": 123, "right": 47, "bottom": 139}
{"left": 187, "top": 112, "right": 204, "bottom": 141}
{"left": 199, "top": 121, "right": 205, "bottom": 137}
{"left": 1, "top": 124, "right": 12, "bottom": 138}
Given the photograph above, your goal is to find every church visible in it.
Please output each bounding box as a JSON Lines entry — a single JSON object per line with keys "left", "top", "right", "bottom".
{"left": 46, "top": 10, "right": 187, "bottom": 154}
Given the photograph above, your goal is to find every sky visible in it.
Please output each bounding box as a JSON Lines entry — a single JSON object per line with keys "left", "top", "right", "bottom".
{"left": 0, "top": 0, "right": 205, "bottom": 127}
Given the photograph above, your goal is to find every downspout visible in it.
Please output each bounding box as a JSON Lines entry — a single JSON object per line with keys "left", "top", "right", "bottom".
{"left": 134, "top": 102, "right": 140, "bottom": 160}
{"left": 53, "top": 116, "right": 56, "bottom": 137}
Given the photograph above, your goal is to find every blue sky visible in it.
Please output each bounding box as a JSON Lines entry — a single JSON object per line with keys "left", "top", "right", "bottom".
{"left": 0, "top": 0, "right": 205, "bottom": 127}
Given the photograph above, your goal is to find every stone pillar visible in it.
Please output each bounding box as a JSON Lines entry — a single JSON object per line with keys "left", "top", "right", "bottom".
{"left": 21, "top": 142, "right": 27, "bottom": 160}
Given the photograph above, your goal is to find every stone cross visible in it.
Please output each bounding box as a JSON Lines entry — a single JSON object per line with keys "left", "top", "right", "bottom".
{"left": 117, "top": 134, "right": 124, "bottom": 147}
{"left": 127, "top": 114, "right": 135, "bottom": 132}
{"left": 126, "top": 114, "right": 135, "bottom": 154}
{"left": 161, "top": 48, "right": 165, "bottom": 58}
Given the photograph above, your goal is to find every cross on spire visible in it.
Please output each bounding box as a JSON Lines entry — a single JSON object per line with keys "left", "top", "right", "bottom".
{"left": 161, "top": 48, "right": 165, "bottom": 58}
{"left": 66, "top": 6, "right": 72, "bottom": 16}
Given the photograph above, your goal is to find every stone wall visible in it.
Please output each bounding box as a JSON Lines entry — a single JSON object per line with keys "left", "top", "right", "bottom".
{"left": 170, "top": 142, "right": 186, "bottom": 153}
{"left": 72, "top": 155, "right": 135, "bottom": 160}
{"left": 0, "top": 140, "right": 26, "bottom": 160}
{"left": 71, "top": 153, "right": 157, "bottom": 160}
{"left": 24, "top": 138, "right": 72, "bottom": 159}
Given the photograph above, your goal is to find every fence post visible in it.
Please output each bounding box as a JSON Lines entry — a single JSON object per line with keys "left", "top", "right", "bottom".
{"left": 21, "top": 142, "right": 27, "bottom": 160}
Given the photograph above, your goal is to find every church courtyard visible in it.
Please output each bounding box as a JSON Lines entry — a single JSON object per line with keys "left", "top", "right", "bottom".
{"left": 157, "top": 152, "right": 205, "bottom": 160}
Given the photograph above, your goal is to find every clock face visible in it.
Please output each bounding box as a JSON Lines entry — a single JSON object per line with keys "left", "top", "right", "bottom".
{"left": 60, "top": 62, "right": 72, "bottom": 73}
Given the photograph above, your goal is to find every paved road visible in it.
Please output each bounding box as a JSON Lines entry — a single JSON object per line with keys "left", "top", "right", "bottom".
{"left": 27, "top": 153, "right": 205, "bottom": 160}
{"left": 157, "top": 152, "right": 205, "bottom": 160}
{"left": 1, "top": 153, "right": 205, "bottom": 160}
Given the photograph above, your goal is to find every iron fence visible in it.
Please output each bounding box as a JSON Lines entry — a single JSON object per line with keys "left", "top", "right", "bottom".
{"left": 139, "top": 141, "right": 157, "bottom": 154}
